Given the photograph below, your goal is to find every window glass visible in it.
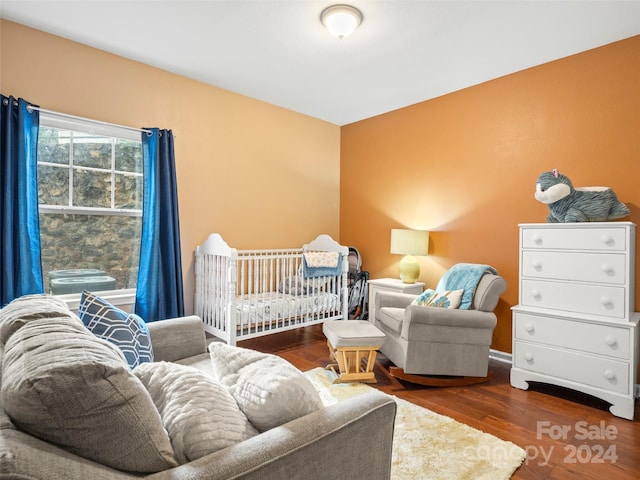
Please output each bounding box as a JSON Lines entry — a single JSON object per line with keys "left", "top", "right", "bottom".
{"left": 37, "top": 127, "right": 70, "bottom": 165}
{"left": 37, "top": 118, "right": 143, "bottom": 295}
{"left": 115, "top": 138, "right": 142, "bottom": 172}
{"left": 114, "top": 173, "right": 143, "bottom": 210}
{"left": 71, "top": 132, "right": 112, "bottom": 169}
{"left": 37, "top": 164, "right": 69, "bottom": 205}
{"left": 73, "top": 168, "right": 111, "bottom": 208}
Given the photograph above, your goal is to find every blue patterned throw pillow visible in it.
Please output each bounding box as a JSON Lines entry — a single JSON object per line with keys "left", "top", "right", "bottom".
{"left": 78, "top": 290, "right": 153, "bottom": 369}
{"left": 411, "top": 289, "right": 464, "bottom": 309}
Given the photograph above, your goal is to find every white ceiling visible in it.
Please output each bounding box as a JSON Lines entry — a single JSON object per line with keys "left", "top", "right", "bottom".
{"left": 1, "top": 1, "right": 639, "bottom": 126}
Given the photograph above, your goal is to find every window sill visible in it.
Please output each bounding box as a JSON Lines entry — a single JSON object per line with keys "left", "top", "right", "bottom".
{"left": 57, "top": 288, "right": 136, "bottom": 314}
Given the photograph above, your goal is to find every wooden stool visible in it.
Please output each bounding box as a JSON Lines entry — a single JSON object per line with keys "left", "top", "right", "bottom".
{"left": 322, "top": 320, "right": 386, "bottom": 384}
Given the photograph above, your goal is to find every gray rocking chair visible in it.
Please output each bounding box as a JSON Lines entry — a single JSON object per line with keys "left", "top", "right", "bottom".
{"left": 374, "top": 271, "right": 506, "bottom": 386}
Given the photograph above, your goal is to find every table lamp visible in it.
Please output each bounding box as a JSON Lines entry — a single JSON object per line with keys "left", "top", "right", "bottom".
{"left": 390, "top": 229, "right": 429, "bottom": 284}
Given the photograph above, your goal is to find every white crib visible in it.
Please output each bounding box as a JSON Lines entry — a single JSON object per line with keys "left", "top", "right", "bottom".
{"left": 194, "top": 233, "right": 349, "bottom": 345}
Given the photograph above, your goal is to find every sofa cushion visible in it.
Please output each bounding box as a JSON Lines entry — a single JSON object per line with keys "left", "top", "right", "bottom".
{"left": 411, "top": 289, "right": 464, "bottom": 309}
{"left": 78, "top": 290, "right": 153, "bottom": 369}
{"left": 209, "top": 342, "right": 323, "bottom": 432}
{"left": 0, "top": 294, "right": 78, "bottom": 344}
{"left": 0, "top": 310, "right": 177, "bottom": 473}
{"left": 135, "top": 361, "right": 258, "bottom": 464}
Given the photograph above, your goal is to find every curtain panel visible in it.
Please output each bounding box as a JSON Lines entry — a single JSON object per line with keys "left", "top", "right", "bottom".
{"left": 0, "top": 95, "right": 44, "bottom": 306}
{"left": 135, "top": 128, "right": 184, "bottom": 321}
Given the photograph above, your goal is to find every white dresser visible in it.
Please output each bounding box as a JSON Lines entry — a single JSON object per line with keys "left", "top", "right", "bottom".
{"left": 511, "top": 222, "right": 639, "bottom": 420}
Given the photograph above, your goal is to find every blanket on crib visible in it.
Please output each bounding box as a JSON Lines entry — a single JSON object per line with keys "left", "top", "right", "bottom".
{"left": 303, "top": 252, "right": 342, "bottom": 278}
{"left": 436, "top": 263, "right": 497, "bottom": 310}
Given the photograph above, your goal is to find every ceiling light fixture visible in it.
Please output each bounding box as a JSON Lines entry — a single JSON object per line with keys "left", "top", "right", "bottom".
{"left": 321, "top": 4, "right": 363, "bottom": 39}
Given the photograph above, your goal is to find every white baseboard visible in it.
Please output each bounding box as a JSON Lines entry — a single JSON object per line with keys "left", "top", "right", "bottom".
{"left": 489, "top": 349, "right": 512, "bottom": 364}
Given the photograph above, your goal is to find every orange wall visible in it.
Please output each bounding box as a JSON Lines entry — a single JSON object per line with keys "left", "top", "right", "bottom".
{"left": 340, "top": 36, "right": 640, "bottom": 352}
{"left": 0, "top": 20, "right": 341, "bottom": 315}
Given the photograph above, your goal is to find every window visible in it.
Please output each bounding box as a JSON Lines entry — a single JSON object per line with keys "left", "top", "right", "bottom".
{"left": 37, "top": 113, "right": 143, "bottom": 295}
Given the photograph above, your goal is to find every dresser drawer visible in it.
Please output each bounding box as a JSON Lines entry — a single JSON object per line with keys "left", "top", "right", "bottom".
{"left": 521, "top": 227, "right": 627, "bottom": 251}
{"left": 513, "top": 341, "right": 630, "bottom": 394}
{"left": 520, "top": 279, "right": 626, "bottom": 319}
{"left": 513, "top": 312, "right": 630, "bottom": 359}
{"left": 521, "top": 251, "right": 626, "bottom": 285}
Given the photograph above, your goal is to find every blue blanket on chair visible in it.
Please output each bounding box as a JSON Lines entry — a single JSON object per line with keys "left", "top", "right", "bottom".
{"left": 435, "top": 263, "right": 497, "bottom": 310}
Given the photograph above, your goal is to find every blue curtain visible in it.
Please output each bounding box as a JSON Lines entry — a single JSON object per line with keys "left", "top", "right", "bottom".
{"left": 0, "top": 95, "right": 43, "bottom": 307}
{"left": 135, "top": 128, "right": 184, "bottom": 321}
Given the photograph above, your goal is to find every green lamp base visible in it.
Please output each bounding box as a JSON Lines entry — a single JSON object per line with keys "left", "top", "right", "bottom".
{"left": 398, "top": 255, "right": 420, "bottom": 284}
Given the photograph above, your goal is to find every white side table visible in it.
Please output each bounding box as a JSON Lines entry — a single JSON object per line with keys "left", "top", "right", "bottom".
{"left": 368, "top": 278, "right": 425, "bottom": 323}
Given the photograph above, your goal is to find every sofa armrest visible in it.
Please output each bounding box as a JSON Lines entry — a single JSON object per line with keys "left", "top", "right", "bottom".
{"left": 146, "top": 391, "right": 397, "bottom": 480}
{"left": 147, "top": 315, "right": 207, "bottom": 362}
{"left": 402, "top": 306, "right": 497, "bottom": 341}
{"left": 1, "top": 427, "right": 140, "bottom": 480}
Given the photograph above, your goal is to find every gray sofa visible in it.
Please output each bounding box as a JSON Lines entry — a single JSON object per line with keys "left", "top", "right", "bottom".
{"left": 0, "top": 299, "right": 396, "bottom": 480}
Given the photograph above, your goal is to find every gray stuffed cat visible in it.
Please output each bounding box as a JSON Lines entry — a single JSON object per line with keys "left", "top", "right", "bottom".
{"left": 535, "top": 169, "right": 630, "bottom": 223}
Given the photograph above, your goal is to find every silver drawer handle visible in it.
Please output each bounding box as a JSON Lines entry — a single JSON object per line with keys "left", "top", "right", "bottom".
{"left": 604, "top": 335, "right": 617, "bottom": 347}
{"left": 524, "top": 323, "right": 535, "bottom": 333}
{"left": 603, "top": 370, "right": 616, "bottom": 380}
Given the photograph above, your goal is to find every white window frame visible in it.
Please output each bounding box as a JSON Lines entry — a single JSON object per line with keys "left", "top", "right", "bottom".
{"left": 38, "top": 112, "right": 143, "bottom": 311}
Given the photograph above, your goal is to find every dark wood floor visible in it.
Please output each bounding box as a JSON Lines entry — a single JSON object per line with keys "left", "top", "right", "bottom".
{"left": 239, "top": 324, "right": 640, "bottom": 480}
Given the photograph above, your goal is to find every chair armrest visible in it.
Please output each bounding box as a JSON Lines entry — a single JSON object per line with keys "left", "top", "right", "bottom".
{"left": 402, "top": 306, "right": 497, "bottom": 340}
{"left": 147, "top": 315, "right": 208, "bottom": 362}
{"left": 376, "top": 291, "right": 417, "bottom": 311}
{"left": 146, "top": 391, "right": 397, "bottom": 480}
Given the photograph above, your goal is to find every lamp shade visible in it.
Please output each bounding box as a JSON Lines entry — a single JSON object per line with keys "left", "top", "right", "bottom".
{"left": 390, "top": 229, "right": 429, "bottom": 256}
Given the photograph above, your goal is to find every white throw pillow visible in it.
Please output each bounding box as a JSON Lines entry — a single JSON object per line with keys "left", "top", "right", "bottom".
{"left": 208, "top": 342, "right": 323, "bottom": 432}
{"left": 411, "top": 289, "right": 464, "bottom": 309}
{"left": 134, "top": 361, "right": 258, "bottom": 464}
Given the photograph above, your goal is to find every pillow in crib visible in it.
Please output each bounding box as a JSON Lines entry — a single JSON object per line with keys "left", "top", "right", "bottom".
{"left": 134, "top": 361, "right": 258, "bottom": 464}
{"left": 208, "top": 342, "right": 323, "bottom": 432}
{"left": 279, "top": 276, "right": 327, "bottom": 295}
{"left": 411, "top": 289, "right": 464, "bottom": 309}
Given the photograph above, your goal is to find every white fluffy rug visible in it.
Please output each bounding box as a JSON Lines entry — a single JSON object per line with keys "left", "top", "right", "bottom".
{"left": 304, "top": 367, "right": 526, "bottom": 480}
